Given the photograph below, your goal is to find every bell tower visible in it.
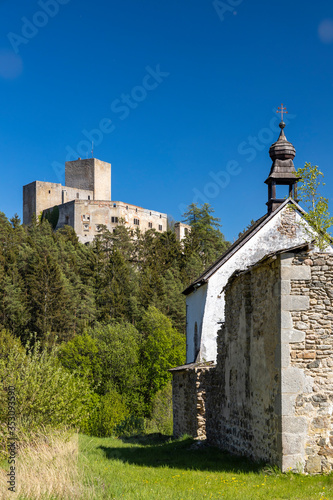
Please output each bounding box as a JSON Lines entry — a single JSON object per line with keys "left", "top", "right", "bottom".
{"left": 265, "top": 104, "right": 298, "bottom": 214}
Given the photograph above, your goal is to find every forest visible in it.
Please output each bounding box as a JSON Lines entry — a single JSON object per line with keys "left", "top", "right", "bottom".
{"left": 0, "top": 203, "right": 229, "bottom": 438}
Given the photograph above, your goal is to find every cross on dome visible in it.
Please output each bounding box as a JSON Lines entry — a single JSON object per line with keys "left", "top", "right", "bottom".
{"left": 277, "top": 103, "right": 288, "bottom": 122}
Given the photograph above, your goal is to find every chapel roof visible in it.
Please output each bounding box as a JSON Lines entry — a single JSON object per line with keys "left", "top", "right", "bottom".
{"left": 182, "top": 198, "right": 305, "bottom": 295}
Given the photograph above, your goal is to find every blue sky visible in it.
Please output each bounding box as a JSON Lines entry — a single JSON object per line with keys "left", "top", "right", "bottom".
{"left": 1, "top": 0, "right": 333, "bottom": 241}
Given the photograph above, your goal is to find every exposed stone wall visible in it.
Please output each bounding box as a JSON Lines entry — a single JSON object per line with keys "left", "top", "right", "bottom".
{"left": 203, "top": 249, "right": 333, "bottom": 472}
{"left": 287, "top": 253, "right": 333, "bottom": 473}
{"left": 206, "top": 258, "right": 281, "bottom": 464}
{"left": 65, "top": 158, "right": 111, "bottom": 201}
{"left": 55, "top": 200, "right": 168, "bottom": 243}
{"left": 171, "top": 363, "right": 214, "bottom": 439}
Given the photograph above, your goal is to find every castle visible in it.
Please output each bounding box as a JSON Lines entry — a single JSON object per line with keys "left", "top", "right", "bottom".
{"left": 171, "top": 116, "right": 333, "bottom": 473}
{"left": 23, "top": 157, "right": 189, "bottom": 242}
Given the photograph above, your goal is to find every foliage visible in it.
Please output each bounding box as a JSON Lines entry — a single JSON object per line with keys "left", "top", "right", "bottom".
{"left": 89, "top": 322, "right": 142, "bottom": 403}
{"left": 296, "top": 163, "right": 333, "bottom": 250}
{"left": 58, "top": 333, "right": 102, "bottom": 389}
{"left": 139, "top": 306, "right": 185, "bottom": 414}
{"left": 182, "top": 202, "right": 230, "bottom": 271}
{"left": 83, "top": 388, "right": 129, "bottom": 437}
{"left": 0, "top": 202, "right": 228, "bottom": 435}
{"left": 0, "top": 339, "right": 95, "bottom": 435}
{"left": 145, "top": 381, "right": 173, "bottom": 435}
{"left": 43, "top": 205, "right": 60, "bottom": 229}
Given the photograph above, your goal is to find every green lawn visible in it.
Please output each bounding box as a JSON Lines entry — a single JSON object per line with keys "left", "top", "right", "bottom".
{"left": 79, "top": 434, "right": 333, "bottom": 500}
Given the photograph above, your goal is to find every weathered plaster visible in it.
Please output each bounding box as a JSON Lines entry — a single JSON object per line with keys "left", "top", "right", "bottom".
{"left": 187, "top": 206, "right": 314, "bottom": 363}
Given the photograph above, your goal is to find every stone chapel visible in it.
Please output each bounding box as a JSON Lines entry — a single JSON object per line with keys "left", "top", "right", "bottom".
{"left": 171, "top": 116, "right": 333, "bottom": 473}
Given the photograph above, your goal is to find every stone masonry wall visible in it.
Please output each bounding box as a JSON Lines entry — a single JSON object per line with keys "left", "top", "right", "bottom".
{"left": 206, "top": 258, "right": 281, "bottom": 464}
{"left": 287, "top": 252, "right": 333, "bottom": 472}
{"left": 172, "top": 363, "right": 214, "bottom": 439}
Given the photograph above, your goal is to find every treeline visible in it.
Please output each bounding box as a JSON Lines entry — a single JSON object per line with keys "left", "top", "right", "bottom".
{"left": 0, "top": 203, "right": 229, "bottom": 436}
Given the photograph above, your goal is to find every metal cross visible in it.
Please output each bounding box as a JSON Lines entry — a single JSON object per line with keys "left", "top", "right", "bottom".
{"left": 277, "top": 103, "right": 288, "bottom": 121}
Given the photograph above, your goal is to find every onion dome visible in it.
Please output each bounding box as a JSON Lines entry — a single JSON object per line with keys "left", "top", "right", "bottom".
{"left": 269, "top": 121, "right": 296, "bottom": 161}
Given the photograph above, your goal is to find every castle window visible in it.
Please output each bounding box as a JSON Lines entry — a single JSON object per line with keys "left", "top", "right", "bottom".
{"left": 88, "top": 195, "right": 90, "bottom": 200}
{"left": 133, "top": 218, "right": 140, "bottom": 225}
{"left": 83, "top": 214, "right": 86, "bottom": 220}
{"left": 150, "top": 212, "right": 151, "bottom": 216}
{"left": 83, "top": 223, "right": 89, "bottom": 231}
{"left": 65, "top": 216, "right": 69, "bottom": 225}
{"left": 148, "top": 222, "right": 153, "bottom": 229}
{"left": 136, "top": 208, "right": 138, "bottom": 213}
{"left": 113, "top": 203, "right": 116, "bottom": 207}
{"left": 113, "top": 228, "right": 116, "bottom": 233}
{"left": 160, "top": 214, "right": 161, "bottom": 218}
{"left": 126, "top": 205, "right": 128, "bottom": 210}
{"left": 86, "top": 215, "right": 90, "bottom": 221}
{"left": 48, "top": 190, "right": 51, "bottom": 194}
{"left": 76, "top": 193, "right": 79, "bottom": 199}
{"left": 158, "top": 224, "right": 162, "bottom": 231}
{"left": 111, "top": 216, "right": 118, "bottom": 223}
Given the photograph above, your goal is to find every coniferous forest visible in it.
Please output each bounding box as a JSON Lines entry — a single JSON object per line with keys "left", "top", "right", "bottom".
{"left": 0, "top": 203, "right": 229, "bottom": 438}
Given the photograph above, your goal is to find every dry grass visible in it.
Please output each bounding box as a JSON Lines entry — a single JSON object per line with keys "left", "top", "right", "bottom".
{"left": 0, "top": 428, "right": 95, "bottom": 499}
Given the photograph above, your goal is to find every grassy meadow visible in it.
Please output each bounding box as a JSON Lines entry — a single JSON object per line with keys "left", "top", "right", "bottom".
{"left": 80, "top": 433, "right": 333, "bottom": 500}
{"left": 1, "top": 431, "right": 333, "bottom": 499}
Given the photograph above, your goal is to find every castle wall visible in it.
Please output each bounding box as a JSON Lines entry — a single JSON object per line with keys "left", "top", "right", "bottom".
{"left": 55, "top": 200, "right": 168, "bottom": 243}
{"left": 65, "top": 158, "right": 111, "bottom": 201}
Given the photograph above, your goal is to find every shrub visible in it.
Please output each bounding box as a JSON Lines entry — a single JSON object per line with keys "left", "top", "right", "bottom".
{"left": 145, "top": 382, "right": 173, "bottom": 435}
{"left": 0, "top": 338, "right": 96, "bottom": 456}
{"left": 83, "top": 388, "right": 129, "bottom": 437}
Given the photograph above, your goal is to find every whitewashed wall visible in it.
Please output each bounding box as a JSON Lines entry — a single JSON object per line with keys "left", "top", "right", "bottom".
{"left": 186, "top": 205, "right": 330, "bottom": 363}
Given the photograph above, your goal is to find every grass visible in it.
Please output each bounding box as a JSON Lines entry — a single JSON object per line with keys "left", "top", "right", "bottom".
{"left": 80, "top": 433, "right": 333, "bottom": 500}
{"left": 0, "top": 430, "right": 332, "bottom": 499}
{"left": 0, "top": 428, "right": 95, "bottom": 499}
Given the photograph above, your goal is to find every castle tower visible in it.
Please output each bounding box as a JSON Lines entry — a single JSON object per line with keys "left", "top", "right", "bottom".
{"left": 65, "top": 158, "right": 111, "bottom": 201}
{"left": 265, "top": 105, "right": 298, "bottom": 214}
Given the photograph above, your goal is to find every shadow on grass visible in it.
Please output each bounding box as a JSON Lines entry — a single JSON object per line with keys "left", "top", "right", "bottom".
{"left": 98, "top": 434, "right": 266, "bottom": 473}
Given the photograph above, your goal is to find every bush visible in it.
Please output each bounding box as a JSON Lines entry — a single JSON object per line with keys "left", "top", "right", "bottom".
{"left": 115, "top": 414, "right": 145, "bottom": 437}
{"left": 145, "top": 382, "right": 173, "bottom": 435}
{"left": 0, "top": 338, "right": 96, "bottom": 453}
{"left": 83, "top": 388, "right": 129, "bottom": 437}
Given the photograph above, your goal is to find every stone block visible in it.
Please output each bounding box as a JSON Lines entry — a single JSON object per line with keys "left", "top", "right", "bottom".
{"left": 281, "top": 454, "right": 305, "bottom": 473}
{"left": 280, "top": 394, "right": 296, "bottom": 416}
{"left": 280, "top": 265, "right": 311, "bottom": 281}
{"left": 305, "top": 455, "right": 322, "bottom": 473}
{"left": 281, "top": 311, "right": 293, "bottom": 329}
{"left": 281, "top": 280, "right": 291, "bottom": 295}
{"left": 281, "top": 343, "right": 290, "bottom": 368}
{"left": 282, "top": 367, "right": 307, "bottom": 393}
{"left": 281, "top": 295, "right": 310, "bottom": 311}
{"left": 282, "top": 416, "right": 308, "bottom": 434}
{"left": 282, "top": 433, "right": 305, "bottom": 455}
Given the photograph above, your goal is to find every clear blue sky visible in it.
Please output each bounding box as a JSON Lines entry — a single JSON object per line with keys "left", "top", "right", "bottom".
{"left": 1, "top": 0, "right": 333, "bottom": 241}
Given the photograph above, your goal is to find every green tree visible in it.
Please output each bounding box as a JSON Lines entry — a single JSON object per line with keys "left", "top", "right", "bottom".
{"left": 139, "top": 306, "right": 185, "bottom": 415}
{"left": 89, "top": 322, "right": 142, "bottom": 409}
{"left": 296, "top": 163, "right": 333, "bottom": 250}
{"left": 182, "top": 203, "right": 229, "bottom": 270}
{"left": 57, "top": 333, "right": 102, "bottom": 390}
